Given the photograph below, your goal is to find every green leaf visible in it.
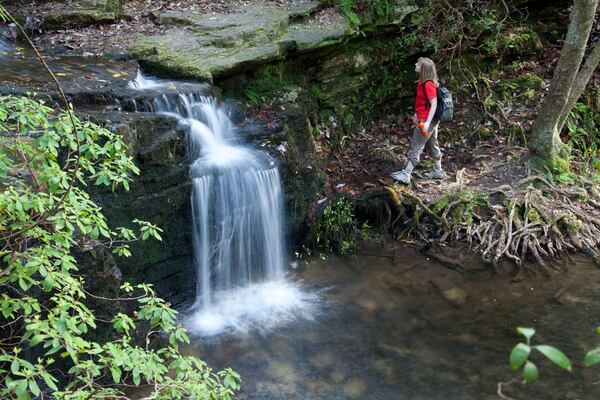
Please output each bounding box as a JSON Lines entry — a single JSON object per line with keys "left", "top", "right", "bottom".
{"left": 523, "top": 361, "right": 539, "bottom": 382}
{"left": 510, "top": 343, "right": 531, "bottom": 370}
{"left": 42, "top": 373, "right": 59, "bottom": 391}
{"left": 516, "top": 327, "right": 535, "bottom": 342}
{"left": 584, "top": 348, "right": 600, "bottom": 367}
{"left": 11, "top": 359, "right": 19, "bottom": 374}
{"left": 110, "top": 367, "right": 121, "bottom": 383}
{"left": 133, "top": 369, "right": 141, "bottom": 386}
{"left": 29, "top": 379, "right": 41, "bottom": 396}
{"left": 15, "top": 379, "right": 28, "bottom": 399}
{"left": 42, "top": 275, "right": 54, "bottom": 291}
{"left": 535, "top": 345, "right": 572, "bottom": 372}
{"left": 30, "top": 335, "right": 47, "bottom": 346}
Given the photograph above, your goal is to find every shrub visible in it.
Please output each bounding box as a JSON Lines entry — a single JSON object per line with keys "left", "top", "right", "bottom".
{"left": 0, "top": 96, "right": 240, "bottom": 399}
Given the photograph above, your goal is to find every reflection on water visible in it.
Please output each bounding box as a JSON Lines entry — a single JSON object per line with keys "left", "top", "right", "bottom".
{"left": 181, "top": 246, "right": 600, "bottom": 400}
{"left": 0, "top": 40, "right": 134, "bottom": 90}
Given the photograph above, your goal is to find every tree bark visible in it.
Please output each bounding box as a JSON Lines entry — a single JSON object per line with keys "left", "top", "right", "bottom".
{"left": 529, "top": 0, "right": 598, "bottom": 170}
{"left": 557, "top": 41, "right": 600, "bottom": 133}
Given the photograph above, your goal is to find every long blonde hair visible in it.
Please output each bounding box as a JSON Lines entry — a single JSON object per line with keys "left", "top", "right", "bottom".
{"left": 418, "top": 57, "right": 439, "bottom": 86}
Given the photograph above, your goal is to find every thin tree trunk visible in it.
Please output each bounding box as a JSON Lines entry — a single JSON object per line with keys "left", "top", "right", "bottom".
{"left": 529, "top": 0, "right": 598, "bottom": 166}
{"left": 557, "top": 41, "right": 600, "bottom": 133}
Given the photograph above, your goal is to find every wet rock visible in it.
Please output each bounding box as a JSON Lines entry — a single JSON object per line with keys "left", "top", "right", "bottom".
{"left": 305, "top": 379, "right": 333, "bottom": 395}
{"left": 372, "top": 358, "right": 395, "bottom": 381}
{"left": 308, "top": 352, "right": 336, "bottom": 370}
{"left": 266, "top": 361, "right": 300, "bottom": 385}
{"left": 430, "top": 277, "right": 467, "bottom": 307}
{"left": 329, "top": 369, "right": 346, "bottom": 384}
{"left": 342, "top": 377, "right": 367, "bottom": 398}
{"left": 376, "top": 342, "right": 413, "bottom": 358}
{"left": 88, "top": 111, "right": 194, "bottom": 305}
{"left": 354, "top": 296, "right": 378, "bottom": 312}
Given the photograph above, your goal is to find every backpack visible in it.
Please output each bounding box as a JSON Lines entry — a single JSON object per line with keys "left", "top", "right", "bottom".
{"left": 422, "top": 81, "right": 454, "bottom": 122}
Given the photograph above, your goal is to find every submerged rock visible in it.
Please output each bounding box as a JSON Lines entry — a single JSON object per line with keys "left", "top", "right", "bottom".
{"left": 430, "top": 277, "right": 468, "bottom": 307}
{"left": 343, "top": 377, "right": 368, "bottom": 398}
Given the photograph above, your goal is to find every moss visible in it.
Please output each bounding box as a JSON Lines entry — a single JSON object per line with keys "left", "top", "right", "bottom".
{"left": 527, "top": 209, "right": 541, "bottom": 222}
{"left": 477, "top": 127, "right": 495, "bottom": 139}
{"left": 505, "top": 123, "right": 525, "bottom": 144}
{"left": 432, "top": 194, "right": 452, "bottom": 214}
{"left": 509, "top": 74, "right": 544, "bottom": 91}
{"left": 548, "top": 154, "right": 570, "bottom": 174}
{"left": 500, "top": 26, "right": 543, "bottom": 57}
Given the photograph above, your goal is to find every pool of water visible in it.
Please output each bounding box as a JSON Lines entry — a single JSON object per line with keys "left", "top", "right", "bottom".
{"left": 180, "top": 245, "right": 600, "bottom": 399}
{"left": 0, "top": 41, "right": 136, "bottom": 93}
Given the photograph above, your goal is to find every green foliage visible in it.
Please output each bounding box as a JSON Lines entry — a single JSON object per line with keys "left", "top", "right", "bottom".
{"left": 0, "top": 96, "right": 240, "bottom": 399}
{"left": 339, "top": 0, "right": 361, "bottom": 28}
{"left": 509, "top": 327, "right": 572, "bottom": 383}
{"left": 431, "top": 190, "right": 488, "bottom": 226}
{"left": 313, "top": 197, "right": 370, "bottom": 255}
{"left": 565, "top": 102, "right": 600, "bottom": 173}
{"left": 235, "top": 63, "right": 295, "bottom": 106}
{"left": 499, "top": 26, "right": 543, "bottom": 57}
{"left": 507, "top": 326, "right": 600, "bottom": 395}
{"left": 243, "top": 88, "right": 267, "bottom": 106}
{"left": 337, "top": 0, "right": 396, "bottom": 34}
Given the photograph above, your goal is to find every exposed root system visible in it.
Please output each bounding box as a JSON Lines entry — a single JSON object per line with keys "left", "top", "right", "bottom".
{"left": 378, "top": 175, "right": 600, "bottom": 271}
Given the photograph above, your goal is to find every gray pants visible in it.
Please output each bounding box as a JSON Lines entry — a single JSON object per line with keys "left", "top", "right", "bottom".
{"left": 407, "top": 121, "right": 441, "bottom": 166}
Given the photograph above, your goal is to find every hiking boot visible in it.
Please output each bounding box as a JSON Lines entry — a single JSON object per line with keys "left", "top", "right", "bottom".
{"left": 424, "top": 168, "right": 445, "bottom": 180}
{"left": 391, "top": 170, "right": 411, "bottom": 184}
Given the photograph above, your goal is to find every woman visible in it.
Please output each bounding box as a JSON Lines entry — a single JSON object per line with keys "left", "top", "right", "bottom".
{"left": 391, "top": 57, "right": 444, "bottom": 184}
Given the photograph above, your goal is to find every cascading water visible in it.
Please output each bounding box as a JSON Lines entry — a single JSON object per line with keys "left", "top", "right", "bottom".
{"left": 128, "top": 73, "right": 319, "bottom": 336}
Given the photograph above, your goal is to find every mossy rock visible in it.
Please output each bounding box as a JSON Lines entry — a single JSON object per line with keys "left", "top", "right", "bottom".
{"left": 42, "top": 0, "right": 125, "bottom": 29}
{"left": 508, "top": 74, "right": 544, "bottom": 92}
{"left": 87, "top": 111, "right": 195, "bottom": 302}
{"left": 499, "top": 26, "right": 543, "bottom": 57}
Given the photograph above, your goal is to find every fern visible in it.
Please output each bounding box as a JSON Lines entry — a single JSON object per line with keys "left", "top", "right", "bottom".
{"left": 339, "top": 0, "right": 361, "bottom": 26}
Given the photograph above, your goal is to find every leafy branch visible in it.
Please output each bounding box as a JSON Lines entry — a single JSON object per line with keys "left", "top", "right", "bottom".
{"left": 498, "top": 326, "right": 600, "bottom": 399}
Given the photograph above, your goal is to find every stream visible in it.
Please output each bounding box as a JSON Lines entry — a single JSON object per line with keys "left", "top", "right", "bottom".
{"left": 179, "top": 246, "right": 600, "bottom": 400}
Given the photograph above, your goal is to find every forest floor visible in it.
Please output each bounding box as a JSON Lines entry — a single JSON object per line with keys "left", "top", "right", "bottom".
{"left": 316, "top": 120, "right": 530, "bottom": 202}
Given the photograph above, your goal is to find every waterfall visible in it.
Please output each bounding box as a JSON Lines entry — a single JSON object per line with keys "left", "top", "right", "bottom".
{"left": 128, "top": 72, "right": 318, "bottom": 336}
{"left": 186, "top": 99, "right": 286, "bottom": 308}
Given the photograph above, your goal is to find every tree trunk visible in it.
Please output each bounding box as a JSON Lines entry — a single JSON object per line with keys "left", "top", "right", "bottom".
{"left": 529, "top": 0, "right": 598, "bottom": 172}
{"left": 557, "top": 41, "right": 600, "bottom": 133}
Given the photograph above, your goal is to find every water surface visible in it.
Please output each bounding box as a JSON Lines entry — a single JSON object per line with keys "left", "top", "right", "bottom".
{"left": 182, "top": 246, "right": 600, "bottom": 399}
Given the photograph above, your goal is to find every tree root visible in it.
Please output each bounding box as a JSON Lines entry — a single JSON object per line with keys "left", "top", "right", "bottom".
{"left": 391, "top": 177, "right": 600, "bottom": 270}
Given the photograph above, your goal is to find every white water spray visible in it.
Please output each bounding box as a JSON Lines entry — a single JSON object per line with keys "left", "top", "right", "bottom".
{"left": 129, "top": 73, "right": 319, "bottom": 336}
